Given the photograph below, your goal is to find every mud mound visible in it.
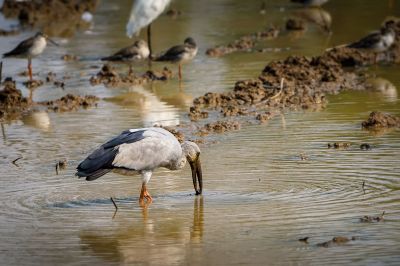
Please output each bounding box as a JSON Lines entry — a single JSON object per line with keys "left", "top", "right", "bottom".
{"left": 0, "top": 0, "right": 98, "bottom": 37}
{"left": 39, "top": 94, "right": 98, "bottom": 112}
{"left": 0, "top": 78, "right": 29, "bottom": 120}
{"left": 90, "top": 64, "right": 173, "bottom": 87}
{"left": 199, "top": 121, "right": 241, "bottom": 135}
{"left": 362, "top": 111, "right": 400, "bottom": 129}
{"left": 206, "top": 26, "right": 279, "bottom": 57}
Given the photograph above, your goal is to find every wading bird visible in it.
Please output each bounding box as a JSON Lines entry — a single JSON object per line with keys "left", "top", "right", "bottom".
{"left": 76, "top": 127, "right": 203, "bottom": 206}
{"left": 347, "top": 27, "right": 395, "bottom": 53}
{"left": 126, "top": 0, "right": 171, "bottom": 57}
{"left": 154, "top": 37, "right": 197, "bottom": 81}
{"left": 3, "top": 32, "right": 57, "bottom": 81}
{"left": 101, "top": 40, "right": 150, "bottom": 74}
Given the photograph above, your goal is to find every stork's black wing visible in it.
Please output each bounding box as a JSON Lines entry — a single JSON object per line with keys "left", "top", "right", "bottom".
{"left": 76, "top": 129, "right": 146, "bottom": 181}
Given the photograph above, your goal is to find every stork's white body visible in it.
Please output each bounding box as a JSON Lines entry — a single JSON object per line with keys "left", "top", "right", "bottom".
{"left": 126, "top": 0, "right": 171, "bottom": 38}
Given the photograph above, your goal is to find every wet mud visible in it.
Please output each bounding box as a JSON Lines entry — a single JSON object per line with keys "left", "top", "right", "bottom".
{"left": 0, "top": 0, "right": 98, "bottom": 37}
{"left": 0, "top": 77, "right": 98, "bottom": 121}
{"left": 38, "top": 94, "right": 98, "bottom": 112}
{"left": 316, "top": 236, "right": 357, "bottom": 248}
{"left": 89, "top": 64, "right": 173, "bottom": 87}
{"left": 206, "top": 26, "right": 279, "bottom": 57}
{"left": 362, "top": 111, "right": 400, "bottom": 130}
{"left": 0, "top": 78, "right": 29, "bottom": 120}
{"left": 360, "top": 211, "right": 385, "bottom": 223}
{"left": 181, "top": 18, "right": 400, "bottom": 140}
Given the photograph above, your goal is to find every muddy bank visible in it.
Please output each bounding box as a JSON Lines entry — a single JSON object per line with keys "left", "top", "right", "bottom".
{"left": 0, "top": 77, "right": 99, "bottom": 121}
{"left": 0, "top": 78, "right": 29, "bottom": 120}
{"left": 89, "top": 64, "right": 173, "bottom": 87}
{"left": 0, "top": 0, "right": 98, "bottom": 37}
{"left": 206, "top": 26, "right": 279, "bottom": 57}
{"left": 177, "top": 18, "right": 400, "bottom": 141}
{"left": 362, "top": 111, "right": 400, "bottom": 130}
{"left": 38, "top": 94, "right": 98, "bottom": 112}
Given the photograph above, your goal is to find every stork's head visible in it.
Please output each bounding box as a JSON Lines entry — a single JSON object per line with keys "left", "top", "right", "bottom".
{"left": 182, "top": 141, "right": 202, "bottom": 195}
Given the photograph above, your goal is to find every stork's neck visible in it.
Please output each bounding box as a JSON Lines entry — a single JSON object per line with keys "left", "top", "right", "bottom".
{"left": 168, "top": 153, "right": 187, "bottom": 170}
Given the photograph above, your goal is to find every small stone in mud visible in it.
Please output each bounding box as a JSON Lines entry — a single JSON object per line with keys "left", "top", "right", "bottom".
{"left": 256, "top": 111, "right": 272, "bottom": 123}
{"left": 46, "top": 72, "right": 56, "bottom": 82}
{"left": 360, "top": 211, "right": 385, "bottom": 223}
{"left": 286, "top": 18, "right": 306, "bottom": 31}
{"left": 200, "top": 120, "right": 241, "bottom": 134}
{"left": 166, "top": 8, "right": 181, "bottom": 19}
{"left": 61, "top": 54, "right": 79, "bottom": 61}
{"left": 23, "top": 79, "right": 44, "bottom": 89}
{"left": 55, "top": 159, "right": 67, "bottom": 175}
{"left": 189, "top": 106, "right": 209, "bottom": 121}
{"left": 298, "top": 237, "right": 309, "bottom": 243}
{"left": 328, "top": 142, "right": 351, "bottom": 149}
{"left": 0, "top": 28, "right": 19, "bottom": 36}
{"left": 362, "top": 111, "right": 400, "bottom": 130}
{"left": 299, "top": 153, "right": 308, "bottom": 160}
{"left": 54, "top": 81, "right": 65, "bottom": 89}
{"left": 360, "top": 143, "right": 371, "bottom": 150}
{"left": 317, "top": 236, "right": 356, "bottom": 248}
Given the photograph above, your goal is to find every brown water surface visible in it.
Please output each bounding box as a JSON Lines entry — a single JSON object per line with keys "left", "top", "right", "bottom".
{"left": 1, "top": 0, "right": 400, "bottom": 265}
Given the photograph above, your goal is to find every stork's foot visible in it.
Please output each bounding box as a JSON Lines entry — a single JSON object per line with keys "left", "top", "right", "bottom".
{"left": 139, "top": 185, "right": 153, "bottom": 207}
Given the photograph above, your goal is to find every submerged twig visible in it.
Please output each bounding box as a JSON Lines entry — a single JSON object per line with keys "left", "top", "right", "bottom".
{"left": 110, "top": 197, "right": 118, "bottom": 210}
{"left": 12, "top": 156, "right": 22, "bottom": 167}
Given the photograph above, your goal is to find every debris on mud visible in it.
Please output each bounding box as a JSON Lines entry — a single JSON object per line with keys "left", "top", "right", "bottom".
{"left": 362, "top": 111, "right": 400, "bottom": 130}
{"left": 206, "top": 26, "right": 279, "bottom": 57}
{"left": 0, "top": 28, "right": 19, "bottom": 36}
{"left": 55, "top": 159, "right": 67, "bottom": 175}
{"left": 0, "top": 0, "right": 99, "bottom": 37}
{"left": 360, "top": 211, "right": 385, "bottom": 223}
{"left": 198, "top": 120, "right": 241, "bottom": 136}
{"left": 188, "top": 106, "right": 209, "bottom": 121}
{"left": 327, "top": 142, "right": 351, "bottom": 149}
{"left": 61, "top": 54, "right": 80, "bottom": 61}
{"left": 165, "top": 8, "right": 181, "bottom": 19}
{"left": 89, "top": 64, "right": 173, "bottom": 87}
{"left": 23, "top": 79, "right": 44, "bottom": 89}
{"left": 38, "top": 94, "right": 98, "bottom": 112}
{"left": 360, "top": 143, "right": 371, "bottom": 150}
{"left": 286, "top": 18, "right": 306, "bottom": 31}
{"left": 298, "top": 237, "right": 309, "bottom": 243}
{"left": 317, "top": 236, "right": 357, "bottom": 248}
{"left": 0, "top": 77, "right": 29, "bottom": 120}
{"left": 256, "top": 111, "right": 273, "bottom": 123}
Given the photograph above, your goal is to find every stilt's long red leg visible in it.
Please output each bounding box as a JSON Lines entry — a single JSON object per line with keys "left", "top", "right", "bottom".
{"left": 178, "top": 63, "right": 182, "bottom": 81}
{"left": 28, "top": 57, "right": 33, "bottom": 81}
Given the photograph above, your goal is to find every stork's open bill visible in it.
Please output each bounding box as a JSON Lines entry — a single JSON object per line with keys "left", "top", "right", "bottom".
{"left": 76, "top": 127, "right": 203, "bottom": 206}
{"left": 3, "top": 32, "right": 58, "bottom": 81}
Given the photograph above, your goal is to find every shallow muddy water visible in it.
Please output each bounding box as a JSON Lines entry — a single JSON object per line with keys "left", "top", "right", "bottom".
{"left": 1, "top": 0, "right": 400, "bottom": 265}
